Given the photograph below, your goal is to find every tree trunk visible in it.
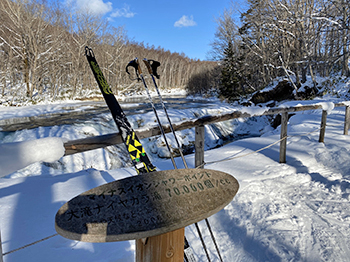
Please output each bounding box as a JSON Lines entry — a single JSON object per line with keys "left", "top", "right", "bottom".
{"left": 341, "top": 0, "right": 350, "bottom": 77}
{"left": 301, "top": 65, "right": 307, "bottom": 84}
{"left": 24, "top": 57, "right": 31, "bottom": 97}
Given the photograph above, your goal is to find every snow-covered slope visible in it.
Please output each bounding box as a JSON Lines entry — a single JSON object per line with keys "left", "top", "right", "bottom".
{"left": 1, "top": 97, "right": 350, "bottom": 261}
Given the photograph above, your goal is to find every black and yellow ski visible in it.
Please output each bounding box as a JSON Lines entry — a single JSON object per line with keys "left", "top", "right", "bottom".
{"left": 85, "top": 46, "right": 156, "bottom": 174}
{"left": 86, "top": 47, "right": 198, "bottom": 262}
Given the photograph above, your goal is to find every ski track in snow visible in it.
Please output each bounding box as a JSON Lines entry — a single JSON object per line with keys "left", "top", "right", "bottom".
{"left": 1, "top": 101, "right": 350, "bottom": 261}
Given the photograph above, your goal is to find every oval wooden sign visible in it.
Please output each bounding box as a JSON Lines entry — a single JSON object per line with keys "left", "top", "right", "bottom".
{"left": 55, "top": 168, "right": 239, "bottom": 242}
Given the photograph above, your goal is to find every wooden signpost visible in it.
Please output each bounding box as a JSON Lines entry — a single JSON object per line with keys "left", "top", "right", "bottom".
{"left": 55, "top": 168, "right": 239, "bottom": 260}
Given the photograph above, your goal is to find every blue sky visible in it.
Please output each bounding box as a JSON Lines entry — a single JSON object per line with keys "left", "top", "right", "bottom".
{"left": 73, "top": 0, "right": 241, "bottom": 60}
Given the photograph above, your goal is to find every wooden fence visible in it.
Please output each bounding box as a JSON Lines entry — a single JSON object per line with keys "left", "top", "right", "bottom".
{"left": 63, "top": 101, "right": 350, "bottom": 166}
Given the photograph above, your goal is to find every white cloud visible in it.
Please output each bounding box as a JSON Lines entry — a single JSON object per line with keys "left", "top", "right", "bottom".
{"left": 174, "top": 15, "right": 197, "bottom": 28}
{"left": 75, "top": 0, "right": 112, "bottom": 15}
{"left": 111, "top": 4, "right": 136, "bottom": 18}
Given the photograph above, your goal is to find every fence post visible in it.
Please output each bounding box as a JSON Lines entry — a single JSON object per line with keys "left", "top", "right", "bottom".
{"left": 319, "top": 110, "right": 328, "bottom": 143}
{"left": 344, "top": 106, "right": 350, "bottom": 135}
{"left": 136, "top": 229, "right": 185, "bottom": 262}
{"left": 279, "top": 112, "right": 288, "bottom": 163}
{"left": 195, "top": 125, "right": 205, "bottom": 168}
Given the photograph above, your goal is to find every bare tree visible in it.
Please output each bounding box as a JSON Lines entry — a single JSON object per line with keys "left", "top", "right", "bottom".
{"left": 0, "top": 0, "right": 58, "bottom": 98}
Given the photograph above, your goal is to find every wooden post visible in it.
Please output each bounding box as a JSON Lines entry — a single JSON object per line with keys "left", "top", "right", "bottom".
{"left": 279, "top": 112, "right": 288, "bottom": 163}
{"left": 344, "top": 106, "right": 350, "bottom": 135}
{"left": 136, "top": 125, "right": 203, "bottom": 262}
{"left": 195, "top": 125, "right": 205, "bottom": 168}
{"left": 136, "top": 228, "right": 185, "bottom": 262}
{"left": 319, "top": 110, "right": 327, "bottom": 143}
{"left": 135, "top": 123, "right": 202, "bottom": 262}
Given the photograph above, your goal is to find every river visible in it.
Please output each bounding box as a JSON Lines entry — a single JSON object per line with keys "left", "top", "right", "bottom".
{"left": 0, "top": 97, "right": 224, "bottom": 132}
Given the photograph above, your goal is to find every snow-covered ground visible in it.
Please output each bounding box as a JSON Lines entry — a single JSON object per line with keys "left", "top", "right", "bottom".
{"left": 1, "top": 94, "right": 350, "bottom": 261}
{"left": 0, "top": 99, "right": 271, "bottom": 178}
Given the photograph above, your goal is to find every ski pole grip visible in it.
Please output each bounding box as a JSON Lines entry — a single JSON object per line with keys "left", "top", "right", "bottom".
{"left": 143, "top": 59, "right": 153, "bottom": 75}
{"left": 135, "top": 58, "right": 143, "bottom": 75}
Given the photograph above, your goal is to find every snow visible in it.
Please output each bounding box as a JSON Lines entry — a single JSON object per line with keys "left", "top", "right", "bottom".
{"left": 317, "top": 102, "right": 335, "bottom": 114}
{"left": 240, "top": 105, "right": 269, "bottom": 116}
{"left": 0, "top": 137, "right": 65, "bottom": 178}
{"left": 1, "top": 95, "right": 350, "bottom": 261}
{"left": 0, "top": 101, "right": 86, "bottom": 121}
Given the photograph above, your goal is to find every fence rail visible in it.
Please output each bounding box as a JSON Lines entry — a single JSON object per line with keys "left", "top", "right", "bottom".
{"left": 63, "top": 101, "right": 350, "bottom": 164}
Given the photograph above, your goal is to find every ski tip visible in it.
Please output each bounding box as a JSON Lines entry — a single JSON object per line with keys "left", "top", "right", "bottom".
{"left": 85, "top": 46, "right": 95, "bottom": 58}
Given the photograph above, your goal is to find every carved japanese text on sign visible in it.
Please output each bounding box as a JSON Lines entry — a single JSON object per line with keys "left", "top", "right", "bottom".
{"left": 55, "top": 168, "right": 239, "bottom": 242}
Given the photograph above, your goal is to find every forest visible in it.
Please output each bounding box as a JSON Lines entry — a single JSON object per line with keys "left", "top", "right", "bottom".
{"left": 0, "top": 0, "right": 216, "bottom": 104}
{"left": 1, "top": 0, "right": 350, "bottom": 104}
{"left": 213, "top": 0, "right": 350, "bottom": 100}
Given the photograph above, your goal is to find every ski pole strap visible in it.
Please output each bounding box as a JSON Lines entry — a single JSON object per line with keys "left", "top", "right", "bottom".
{"left": 126, "top": 58, "right": 142, "bottom": 80}
{"left": 143, "top": 59, "right": 161, "bottom": 79}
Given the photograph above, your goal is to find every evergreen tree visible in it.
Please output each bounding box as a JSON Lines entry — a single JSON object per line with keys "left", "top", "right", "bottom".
{"left": 219, "top": 42, "right": 243, "bottom": 101}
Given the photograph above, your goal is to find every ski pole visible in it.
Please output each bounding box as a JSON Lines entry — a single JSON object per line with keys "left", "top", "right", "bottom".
{"left": 126, "top": 58, "right": 197, "bottom": 262}
{"left": 126, "top": 58, "right": 178, "bottom": 169}
{"left": 127, "top": 58, "right": 214, "bottom": 262}
{"left": 143, "top": 59, "right": 189, "bottom": 168}
{"left": 143, "top": 59, "right": 224, "bottom": 262}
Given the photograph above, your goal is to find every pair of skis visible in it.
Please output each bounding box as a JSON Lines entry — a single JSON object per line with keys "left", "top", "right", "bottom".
{"left": 85, "top": 46, "right": 222, "bottom": 262}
